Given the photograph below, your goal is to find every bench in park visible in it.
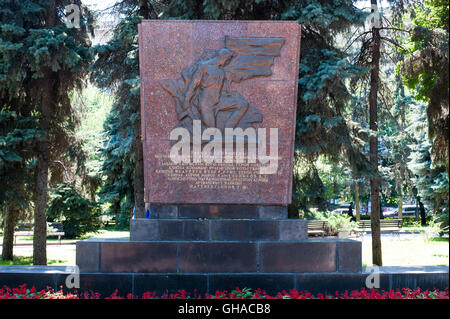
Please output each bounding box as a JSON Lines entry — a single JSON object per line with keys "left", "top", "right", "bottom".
{"left": 14, "top": 222, "right": 65, "bottom": 245}
{"left": 307, "top": 220, "right": 328, "bottom": 238}
{"left": 356, "top": 219, "right": 403, "bottom": 236}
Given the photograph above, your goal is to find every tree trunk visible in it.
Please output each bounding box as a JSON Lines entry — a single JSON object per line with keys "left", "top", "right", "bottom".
{"left": 369, "top": 0, "right": 382, "bottom": 266}
{"left": 397, "top": 167, "right": 404, "bottom": 219}
{"left": 397, "top": 193, "right": 403, "bottom": 219}
{"left": 134, "top": 136, "right": 145, "bottom": 218}
{"left": 355, "top": 181, "right": 360, "bottom": 222}
{"left": 415, "top": 200, "right": 419, "bottom": 222}
{"left": 33, "top": 79, "right": 52, "bottom": 265}
{"left": 1, "top": 205, "right": 19, "bottom": 261}
{"left": 33, "top": 2, "right": 56, "bottom": 266}
{"left": 34, "top": 143, "right": 49, "bottom": 265}
{"left": 397, "top": 79, "right": 406, "bottom": 220}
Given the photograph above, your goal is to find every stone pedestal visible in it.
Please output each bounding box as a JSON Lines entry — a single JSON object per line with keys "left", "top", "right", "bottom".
{"left": 77, "top": 217, "right": 362, "bottom": 275}
{"left": 76, "top": 205, "right": 362, "bottom": 292}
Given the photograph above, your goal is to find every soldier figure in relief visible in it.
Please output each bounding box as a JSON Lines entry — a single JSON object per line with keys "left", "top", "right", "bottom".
{"left": 162, "top": 36, "right": 285, "bottom": 135}
{"left": 182, "top": 48, "right": 250, "bottom": 131}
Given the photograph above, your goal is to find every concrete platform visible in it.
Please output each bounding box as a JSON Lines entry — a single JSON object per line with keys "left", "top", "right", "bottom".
{"left": 0, "top": 265, "right": 447, "bottom": 296}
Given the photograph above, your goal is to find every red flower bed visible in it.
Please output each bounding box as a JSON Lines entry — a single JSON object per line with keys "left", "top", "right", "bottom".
{"left": 0, "top": 285, "right": 448, "bottom": 299}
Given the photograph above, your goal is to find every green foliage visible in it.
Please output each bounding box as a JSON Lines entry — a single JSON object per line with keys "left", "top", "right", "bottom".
{"left": 326, "top": 213, "right": 357, "bottom": 234}
{"left": 93, "top": 1, "right": 373, "bottom": 220}
{"left": 72, "top": 85, "right": 113, "bottom": 199}
{"left": 407, "top": 103, "right": 448, "bottom": 231}
{"left": 82, "top": 0, "right": 447, "bottom": 236}
{"left": 302, "top": 209, "right": 328, "bottom": 220}
{"left": 0, "top": 0, "right": 93, "bottom": 211}
{"left": 90, "top": 10, "right": 142, "bottom": 226}
{"left": 424, "top": 216, "right": 448, "bottom": 239}
{"left": 302, "top": 210, "right": 357, "bottom": 235}
{"left": 47, "top": 182, "right": 101, "bottom": 238}
{"left": 0, "top": 110, "right": 42, "bottom": 216}
{"left": 288, "top": 2, "right": 373, "bottom": 213}
{"left": 412, "top": 0, "right": 449, "bottom": 32}
{"left": 0, "top": 255, "right": 64, "bottom": 266}
{"left": 292, "top": 160, "right": 328, "bottom": 213}
{"left": 400, "top": 0, "right": 449, "bottom": 169}
{"left": 230, "top": 287, "right": 254, "bottom": 299}
{"left": 0, "top": 0, "right": 92, "bottom": 94}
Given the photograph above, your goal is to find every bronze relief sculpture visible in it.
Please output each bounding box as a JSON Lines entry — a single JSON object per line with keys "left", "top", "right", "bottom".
{"left": 162, "top": 36, "right": 285, "bottom": 134}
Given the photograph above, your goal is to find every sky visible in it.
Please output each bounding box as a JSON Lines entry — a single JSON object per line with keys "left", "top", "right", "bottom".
{"left": 83, "top": 0, "right": 116, "bottom": 11}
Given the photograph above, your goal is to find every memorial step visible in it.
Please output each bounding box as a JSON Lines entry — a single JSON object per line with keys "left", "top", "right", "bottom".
{"left": 148, "top": 205, "right": 288, "bottom": 219}
{"left": 130, "top": 218, "right": 307, "bottom": 241}
{"left": 76, "top": 238, "right": 361, "bottom": 274}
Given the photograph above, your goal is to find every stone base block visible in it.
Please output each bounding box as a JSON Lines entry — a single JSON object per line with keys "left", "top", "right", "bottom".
{"left": 148, "top": 204, "right": 287, "bottom": 219}
{"left": 76, "top": 238, "right": 362, "bottom": 274}
{"left": 130, "top": 218, "right": 308, "bottom": 241}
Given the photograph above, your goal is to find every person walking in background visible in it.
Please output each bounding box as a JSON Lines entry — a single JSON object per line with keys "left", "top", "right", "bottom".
{"left": 348, "top": 202, "right": 355, "bottom": 221}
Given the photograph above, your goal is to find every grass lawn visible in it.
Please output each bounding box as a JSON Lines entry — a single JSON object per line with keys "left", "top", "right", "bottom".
{"left": 80, "top": 229, "right": 129, "bottom": 240}
{"left": 0, "top": 229, "right": 129, "bottom": 266}
{"left": 361, "top": 237, "right": 449, "bottom": 266}
{"left": 0, "top": 254, "right": 72, "bottom": 266}
{"left": 0, "top": 229, "right": 129, "bottom": 244}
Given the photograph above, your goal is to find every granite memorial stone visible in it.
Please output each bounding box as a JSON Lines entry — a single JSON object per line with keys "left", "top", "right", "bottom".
{"left": 139, "top": 20, "right": 301, "bottom": 205}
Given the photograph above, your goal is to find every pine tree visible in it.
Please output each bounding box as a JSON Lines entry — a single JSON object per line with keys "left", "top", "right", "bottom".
{"left": 350, "top": 0, "right": 415, "bottom": 265}
{"left": 0, "top": 0, "right": 92, "bottom": 264}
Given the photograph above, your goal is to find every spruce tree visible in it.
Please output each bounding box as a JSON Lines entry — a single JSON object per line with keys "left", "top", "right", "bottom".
{"left": 163, "top": 0, "right": 369, "bottom": 165}
{"left": 408, "top": 103, "right": 449, "bottom": 229}
{"left": 96, "top": 1, "right": 372, "bottom": 224}
{"left": 0, "top": 111, "right": 42, "bottom": 260}
{"left": 91, "top": 0, "right": 160, "bottom": 226}
{"left": 164, "top": 0, "right": 372, "bottom": 213}
{"left": 0, "top": 0, "right": 92, "bottom": 264}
